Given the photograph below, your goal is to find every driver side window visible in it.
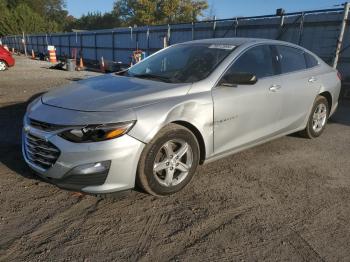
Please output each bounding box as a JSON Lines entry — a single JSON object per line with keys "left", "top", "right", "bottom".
{"left": 224, "top": 45, "right": 276, "bottom": 80}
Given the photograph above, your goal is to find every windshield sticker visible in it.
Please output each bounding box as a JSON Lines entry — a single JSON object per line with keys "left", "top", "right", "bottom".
{"left": 209, "top": 44, "right": 236, "bottom": 50}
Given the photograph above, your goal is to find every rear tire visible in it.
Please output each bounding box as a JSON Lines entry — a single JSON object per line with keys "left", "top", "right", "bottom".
{"left": 0, "top": 60, "right": 8, "bottom": 71}
{"left": 136, "top": 124, "right": 200, "bottom": 196}
{"left": 299, "top": 96, "right": 329, "bottom": 139}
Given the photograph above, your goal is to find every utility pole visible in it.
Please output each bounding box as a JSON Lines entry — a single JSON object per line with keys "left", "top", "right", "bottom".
{"left": 333, "top": 2, "right": 349, "bottom": 68}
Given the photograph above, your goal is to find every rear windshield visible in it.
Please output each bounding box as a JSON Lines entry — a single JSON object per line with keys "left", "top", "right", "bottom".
{"left": 128, "top": 43, "right": 236, "bottom": 83}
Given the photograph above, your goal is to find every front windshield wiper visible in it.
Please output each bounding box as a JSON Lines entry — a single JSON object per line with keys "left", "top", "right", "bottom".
{"left": 130, "top": 73, "right": 173, "bottom": 83}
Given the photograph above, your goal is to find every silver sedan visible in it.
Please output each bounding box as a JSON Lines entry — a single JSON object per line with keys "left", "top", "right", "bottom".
{"left": 22, "top": 38, "right": 341, "bottom": 196}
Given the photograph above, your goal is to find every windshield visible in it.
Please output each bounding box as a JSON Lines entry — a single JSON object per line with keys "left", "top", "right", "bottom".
{"left": 127, "top": 43, "right": 236, "bottom": 83}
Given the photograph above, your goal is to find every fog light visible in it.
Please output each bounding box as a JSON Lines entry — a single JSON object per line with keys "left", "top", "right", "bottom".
{"left": 69, "top": 160, "right": 111, "bottom": 175}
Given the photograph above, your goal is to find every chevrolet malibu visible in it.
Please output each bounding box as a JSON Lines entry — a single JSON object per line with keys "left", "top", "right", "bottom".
{"left": 23, "top": 38, "right": 341, "bottom": 196}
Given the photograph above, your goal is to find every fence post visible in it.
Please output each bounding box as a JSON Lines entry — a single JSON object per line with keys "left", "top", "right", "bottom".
{"left": 191, "top": 22, "right": 195, "bottom": 40}
{"left": 136, "top": 30, "right": 139, "bottom": 50}
{"left": 234, "top": 17, "right": 239, "bottom": 37}
{"left": 59, "top": 35, "right": 62, "bottom": 58}
{"left": 147, "top": 27, "right": 150, "bottom": 54}
{"left": 333, "top": 2, "right": 349, "bottom": 68}
{"left": 167, "top": 24, "right": 171, "bottom": 46}
{"left": 68, "top": 34, "right": 71, "bottom": 58}
{"left": 94, "top": 32, "right": 97, "bottom": 63}
{"left": 79, "top": 33, "right": 83, "bottom": 62}
{"left": 213, "top": 16, "right": 217, "bottom": 38}
{"left": 15, "top": 36, "right": 18, "bottom": 51}
{"left": 22, "top": 32, "right": 28, "bottom": 56}
{"left": 112, "top": 31, "right": 115, "bottom": 61}
{"left": 129, "top": 26, "right": 133, "bottom": 40}
{"left": 298, "top": 12, "right": 305, "bottom": 45}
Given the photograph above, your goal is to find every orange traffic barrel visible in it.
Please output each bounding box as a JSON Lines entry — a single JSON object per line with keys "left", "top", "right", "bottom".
{"left": 48, "top": 49, "right": 57, "bottom": 63}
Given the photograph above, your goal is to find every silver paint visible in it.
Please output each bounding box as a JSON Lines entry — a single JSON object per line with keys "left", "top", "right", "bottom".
{"left": 22, "top": 38, "right": 341, "bottom": 193}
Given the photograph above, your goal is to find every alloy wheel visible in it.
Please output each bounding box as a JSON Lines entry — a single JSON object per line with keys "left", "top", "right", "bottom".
{"left": 312, "top": 103, "right": 327, "bottom": 133}
{"left": 153, "top": 139, "right": 193, "bottom": 187}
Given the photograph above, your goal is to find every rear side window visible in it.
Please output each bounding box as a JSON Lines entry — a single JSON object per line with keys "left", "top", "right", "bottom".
{"left": 305, "top": 52, "right": 319, "bottom": 68}
{"left": 227, "top": 45, "right": 275, "bottom": 79}
{"left": 276, "top": 45, "right": 306, "bottom": 74}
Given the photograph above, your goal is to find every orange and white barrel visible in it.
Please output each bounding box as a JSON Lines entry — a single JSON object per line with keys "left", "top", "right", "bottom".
{"left": 48, "top": 49, "right": 57, "bottom": 63}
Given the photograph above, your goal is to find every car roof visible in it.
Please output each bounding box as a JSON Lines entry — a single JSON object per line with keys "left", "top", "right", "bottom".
{"left": 183, "top": 38, "right": 260, "bottom": 46}
{"left": 177, "top": 37, "right": 322, "bottom": 58}
{"left": 180, "top": 37, "right": 301, "bottom": 48}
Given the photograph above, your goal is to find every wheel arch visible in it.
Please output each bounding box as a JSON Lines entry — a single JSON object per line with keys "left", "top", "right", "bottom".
{"left": 0, "top": 59, "right": 8, "bottom": 68}
{"left": 172, "top": 120, "right": 206, "bottom": 165}
{"left": 129, "top": 98, "right": 213, "bottom": 163}
{"left": 319, "top": 91, "right": 332, "bottom": 113}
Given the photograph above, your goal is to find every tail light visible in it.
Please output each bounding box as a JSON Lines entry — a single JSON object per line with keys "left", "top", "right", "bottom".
{"left": 337, "top": 71, "right": 342, "bottom": 81}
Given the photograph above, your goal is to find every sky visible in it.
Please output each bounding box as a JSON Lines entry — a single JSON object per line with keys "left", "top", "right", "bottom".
{"left": 66, "top": 0, "right": 345, "bottom": 19}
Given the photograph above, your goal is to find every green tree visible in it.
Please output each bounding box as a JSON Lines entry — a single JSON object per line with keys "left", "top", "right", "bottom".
{"left": 0, "top": 2, "right": 60, "bottom": 36}
{"left": 0, "top": 0, "right": 67, "bottom": 35}
{"left": 66, "top": 12, "right": 121, "bottom": 31}
{"left": 5, "top": 0, "right": 67, "bottom": 23}
{"left": 113, "top": 0, "right": 208, "bottom": 26}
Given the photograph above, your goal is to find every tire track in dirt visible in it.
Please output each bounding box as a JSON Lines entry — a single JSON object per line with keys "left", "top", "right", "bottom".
{"left": 159, "top": 197, "right": 339, "bottom": 261}
{"left": 150, "top": 204, "right": 255, "bottom": 261}
{"left": 286, "top": 230, "right": 324, "bottom": 262}
{"left": 230, "top": 200, "right": 340, "bottom": 261}
{"left": 169, "top": 201, "right": 331, "bottom": 262}
{"left": 1, "top": 197, "right": 98, "bottom": 261}
{"left": 130, "top": 213, "right": 169, "bottom": 262}
{"left": 0, "top": 189, "right": 80, "bottom": 252}
{"left": 287, "top": 200, "right": 341, "bottom": 232}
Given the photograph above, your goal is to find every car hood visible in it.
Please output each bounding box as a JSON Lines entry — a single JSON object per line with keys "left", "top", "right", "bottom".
{"left": 42, "top": 74, "right": 191, "bottom": 112}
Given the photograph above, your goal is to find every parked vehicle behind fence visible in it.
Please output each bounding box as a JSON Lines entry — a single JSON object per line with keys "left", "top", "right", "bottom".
{"left": 0, "top": 45, "right": 15, "bottom": 71}
{"left": 22, "top": 38, "right": 341, "bottom": 196}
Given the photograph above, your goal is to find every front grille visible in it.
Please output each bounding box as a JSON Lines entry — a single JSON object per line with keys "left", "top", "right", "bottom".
{"left": 29, "top": 118, "right": 65, "bottom": 132}
{"left": 24, "top": 133, "right": 60, "bottom": 170}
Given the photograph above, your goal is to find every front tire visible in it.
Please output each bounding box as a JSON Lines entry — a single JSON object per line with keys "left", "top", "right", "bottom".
{"left": 300, "top": 96, "right": 329, "bottom": 138}
{"left": 136, "top": 124, "right": 200, "bottom": 196}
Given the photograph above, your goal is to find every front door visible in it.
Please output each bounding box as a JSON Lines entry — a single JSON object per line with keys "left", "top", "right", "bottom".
{"left": 212, "top": 44, "right": 282, "bottom": 155}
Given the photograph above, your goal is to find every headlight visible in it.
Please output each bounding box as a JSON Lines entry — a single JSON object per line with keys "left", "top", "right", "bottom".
{"left": 59, "top": 121, "right": 135, "bottom": 143}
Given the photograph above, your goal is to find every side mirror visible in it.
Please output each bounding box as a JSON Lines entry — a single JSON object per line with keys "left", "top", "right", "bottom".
{"left": 219, "top": 72, "right": 258, "bottom": 87}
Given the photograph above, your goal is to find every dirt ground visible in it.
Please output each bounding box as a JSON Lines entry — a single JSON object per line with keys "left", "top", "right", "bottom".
{"left": 1, "top": 56, "right": 350, "bottom": 262}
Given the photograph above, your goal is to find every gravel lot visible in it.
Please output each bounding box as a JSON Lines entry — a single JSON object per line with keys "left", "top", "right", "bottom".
{"left": 1, "top": 56, "right": 350, "bottom": 262}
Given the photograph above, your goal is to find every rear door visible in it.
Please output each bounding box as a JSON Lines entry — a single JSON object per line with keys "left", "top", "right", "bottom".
{"left": 212, "top": 44, "right": 283, "bottom": 155}
{"left": 273, "top": 45, "right": 321, "bottom": 131}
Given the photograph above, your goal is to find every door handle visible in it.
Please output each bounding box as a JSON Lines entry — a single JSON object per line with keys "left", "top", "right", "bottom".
{"left": 308, "top": 77, "right": 317, "bottom": 83}
{"left": 269, "top": 84, "right": 281, "bottom": 92}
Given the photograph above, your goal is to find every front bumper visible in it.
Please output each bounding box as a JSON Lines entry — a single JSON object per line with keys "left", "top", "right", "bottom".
{"left": 22, "top": 123, "right": 145, "bottom": 194}
{"left": 5, "top": 55, "right": 15, "bottom": 67}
